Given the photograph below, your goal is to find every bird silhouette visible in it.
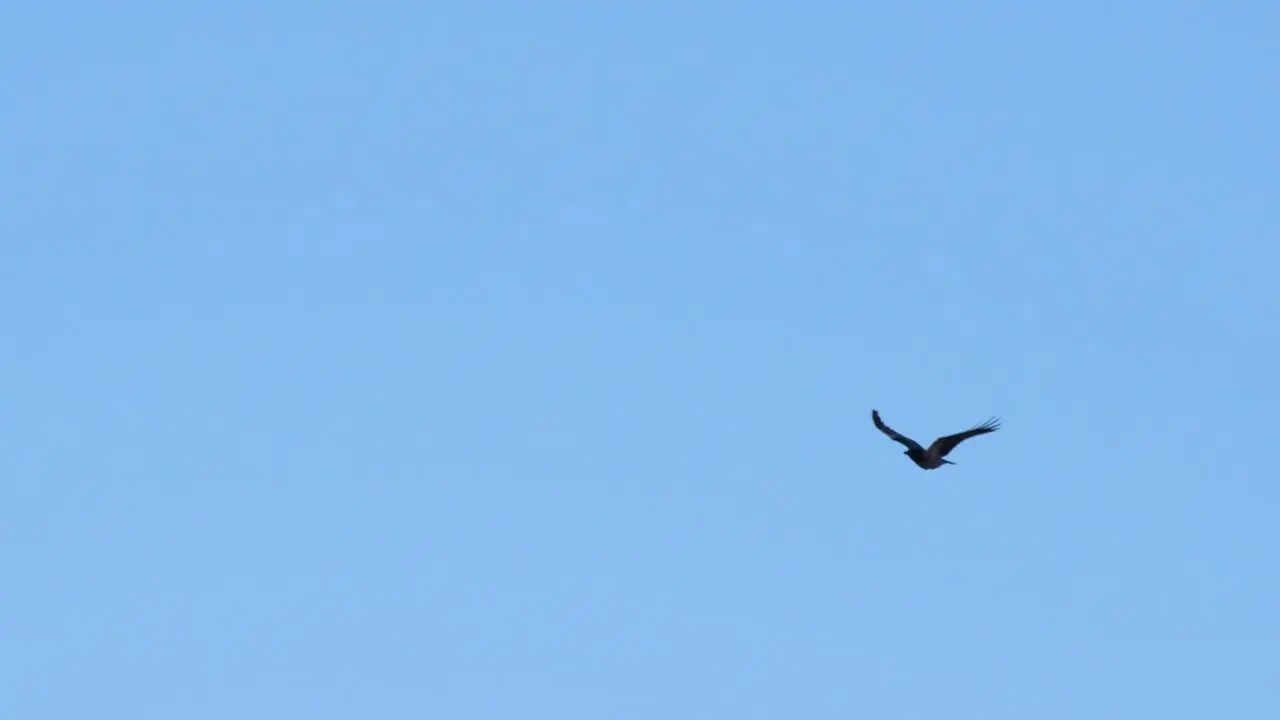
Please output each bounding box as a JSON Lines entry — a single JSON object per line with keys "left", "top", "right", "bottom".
{"left": 872, "top": 409, "right": 1000, "bottom": 469}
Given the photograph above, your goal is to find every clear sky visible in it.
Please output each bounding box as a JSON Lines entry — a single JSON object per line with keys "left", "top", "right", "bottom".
{"left": 4, "top": 2, "right": 1277, "bottom": 718}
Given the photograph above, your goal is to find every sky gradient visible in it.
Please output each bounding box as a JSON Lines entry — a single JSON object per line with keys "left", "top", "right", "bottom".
{"left": 4, "top": 2, "right": 1278, "bottom": 717}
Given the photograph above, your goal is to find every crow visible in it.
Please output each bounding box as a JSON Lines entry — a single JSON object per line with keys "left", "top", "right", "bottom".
{"left": 872, "top": 409, "right": 1000, "bottom": 469}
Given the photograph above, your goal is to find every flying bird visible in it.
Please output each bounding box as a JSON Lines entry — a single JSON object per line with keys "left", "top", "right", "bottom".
{"left": 872, "top": 409, "right": 1000, "bottom": 469}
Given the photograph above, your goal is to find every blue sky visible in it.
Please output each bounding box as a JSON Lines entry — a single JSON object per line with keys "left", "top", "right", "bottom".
{"left": 4, "top": 1, "right": 1277, "bottom": 717}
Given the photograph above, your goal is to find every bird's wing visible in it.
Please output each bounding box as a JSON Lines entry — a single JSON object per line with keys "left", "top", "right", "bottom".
{"left": 872, "top": 410, "right": 924, "bottom": 452}
{"left": 928, "top": 417, "right": 1001, "bottom": 457}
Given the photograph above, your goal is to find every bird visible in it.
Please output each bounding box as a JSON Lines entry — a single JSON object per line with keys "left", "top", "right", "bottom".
{"left": 872, "top": 409, "right": 1000, "bottom": 469}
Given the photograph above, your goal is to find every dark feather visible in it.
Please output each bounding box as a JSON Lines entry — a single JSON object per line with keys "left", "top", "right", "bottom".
{"left": 871, "top": 409, "right": 924, "bottom": 453}
{"left": 928, "top": 417, "right": 1001, "bottom": 457}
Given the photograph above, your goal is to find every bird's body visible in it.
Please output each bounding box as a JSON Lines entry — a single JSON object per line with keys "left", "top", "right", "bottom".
{"left": 872, "top": 409, "right": 1000, "bottom": 470}
{"left": 903, "top": 447, "right": 951, "bottom": 470}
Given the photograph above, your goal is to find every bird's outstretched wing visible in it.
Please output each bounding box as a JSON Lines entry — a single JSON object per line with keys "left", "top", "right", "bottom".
{"left": 928, "top": 417, "right": 1001, "bottom": 457}
{"left": 872, "top": 410, "right": 924, "bottom": 452}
